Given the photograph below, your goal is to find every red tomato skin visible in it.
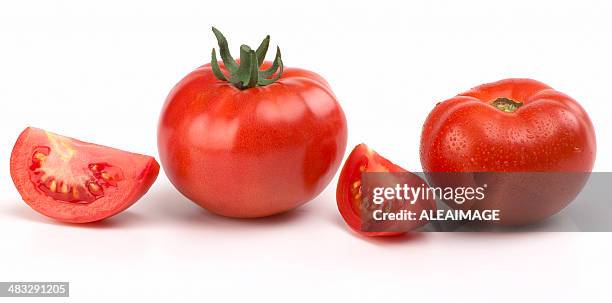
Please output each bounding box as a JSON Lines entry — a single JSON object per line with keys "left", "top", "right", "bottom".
{"left": 158, "top": 61, "right": 347, "bottom": 218}
{"left": 337, "top": 144, "right": 434, "bottom": 236}
{"left": 10, "top": 127, "right": 160, "bottom": 223}
{"left": 420, "top": 78, "right": 596, "bottom": 225}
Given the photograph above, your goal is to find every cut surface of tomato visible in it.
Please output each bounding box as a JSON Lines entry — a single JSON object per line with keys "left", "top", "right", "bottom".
{"left": 336, "top": 144, "right": 435, "bottom": 236}
{"left": 10, "top": 127, "right": 160, "bottom": 223}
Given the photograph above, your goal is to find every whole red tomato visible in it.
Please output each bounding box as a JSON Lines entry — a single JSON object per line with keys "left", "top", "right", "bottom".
{"left": 158, "top": 28, "right": 347, "bottom": 218}
{"left": 420, "top": 78, "right": 596, "bottom": 225}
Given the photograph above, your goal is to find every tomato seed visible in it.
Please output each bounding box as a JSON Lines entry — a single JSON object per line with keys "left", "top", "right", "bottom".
{"left": 60, "top": 182, "right": 69, "bottom": 194}
{"left": 33, "top": 152, "right": 46, "bottom": 162}
{"left": 101, "top": 172, "right": 111, "bottom": 181}
{"left": 87, "top": 182, "right": 103, "bottom": 196}
{"left": 49, "top": 180, "right": 57, "bottom": 192}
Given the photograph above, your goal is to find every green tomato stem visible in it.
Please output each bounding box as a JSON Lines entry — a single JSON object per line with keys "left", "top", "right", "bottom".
{"left": 210, "top": 27, "right": 284, "bottom": 90}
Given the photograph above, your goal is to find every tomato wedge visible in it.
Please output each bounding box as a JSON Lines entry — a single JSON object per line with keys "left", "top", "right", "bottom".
{"left": 10, "top": 127, "right": 160, "bottom": 223}
{"left": 336, "top": 144, "right": 435, "bottom": 236}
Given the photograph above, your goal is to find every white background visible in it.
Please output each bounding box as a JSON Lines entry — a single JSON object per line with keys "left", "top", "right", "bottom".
{"left": 1, "top": 0, "right": 611, "bottom": 302}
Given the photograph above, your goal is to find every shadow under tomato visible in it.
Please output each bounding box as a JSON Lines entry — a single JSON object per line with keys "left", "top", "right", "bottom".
{"left": 146, "top": 186, "right": 312, "bottom": 229}
{"left": 358, "top": 231, "right": 426, "bottom": 245}
{"left": 422, "top": 211, "right": 573, "bottom": 233}
{"left": 327, "top": 210, "right": 428, "bottom": 245}
{"left": 3, "top": 200, "right": 149, "bottom": 229}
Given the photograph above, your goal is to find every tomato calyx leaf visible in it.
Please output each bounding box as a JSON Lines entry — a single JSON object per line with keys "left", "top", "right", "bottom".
{"left": 210, "top": 27, "right": 284, "bottom": 90}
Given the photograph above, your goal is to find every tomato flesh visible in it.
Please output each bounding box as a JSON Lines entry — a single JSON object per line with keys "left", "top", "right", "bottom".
{"left": 336, "top": 144, "right": 434, "bottom": 236}
{"left": 28, "top": 144, "right": 126, "bottom": 204}
{"left": 10, "top": 127, "right": 160, "bottom": 223}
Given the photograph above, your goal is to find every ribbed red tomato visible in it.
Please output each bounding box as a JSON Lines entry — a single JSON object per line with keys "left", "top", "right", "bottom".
{"left": 420, "top": 78, "right": 596, "bottom": 225}
{"left": 10, "top": 127, "right": 159, "bottom": 223}
{"left": 158, "top": 28, "right": 347, "bottom": 218}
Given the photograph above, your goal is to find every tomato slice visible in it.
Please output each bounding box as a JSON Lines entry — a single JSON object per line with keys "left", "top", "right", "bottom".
{"left": 336, "top": 144, "right": 435, "bottom": 236}
{"left": 10, "top": 127, "right": 160, "bottom": 223}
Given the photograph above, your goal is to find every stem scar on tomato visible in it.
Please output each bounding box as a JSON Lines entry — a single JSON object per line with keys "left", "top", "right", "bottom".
{"left": 490, "top": 97, "right": 523, "bottom": 113}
